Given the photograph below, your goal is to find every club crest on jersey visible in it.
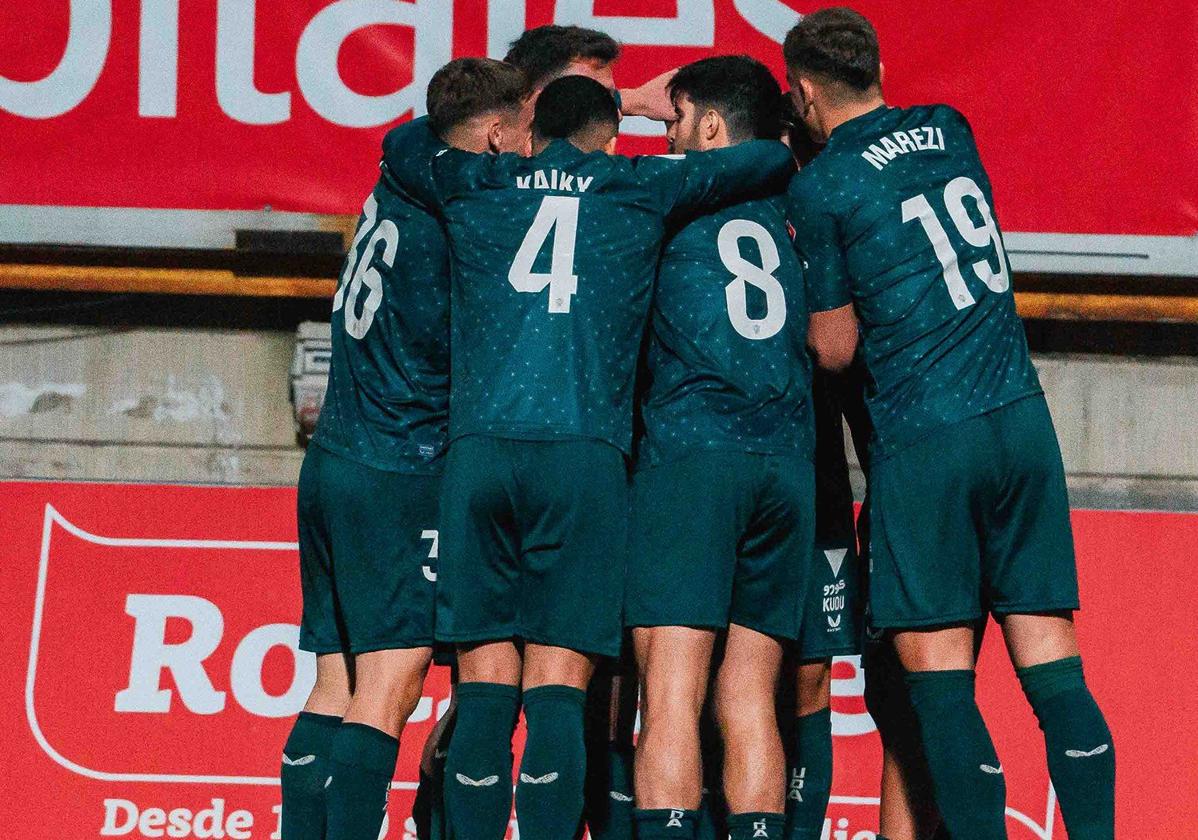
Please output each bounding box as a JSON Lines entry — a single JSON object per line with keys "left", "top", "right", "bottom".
{"left": 516, "top": 168, "right": 594, "bottom": 193}
{"left": 861, "top": 126, "right": 946, "bottom": 171}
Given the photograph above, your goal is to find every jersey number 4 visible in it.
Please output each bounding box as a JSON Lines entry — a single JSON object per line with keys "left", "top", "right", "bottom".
{"left": 334, "top": 193, "right": 398, "bottom": 339}
{"left": 509, "top": 196, "right": 580, "bottom": 314}
{"left": 902, "top": 175, "right": 1010, "bottom": 311}
{"left": 719, "top": 219, "right": 787, "bottom": 340}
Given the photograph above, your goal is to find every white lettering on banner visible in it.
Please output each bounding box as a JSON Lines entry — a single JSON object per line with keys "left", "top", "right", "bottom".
{"left": 139, "top": 0, "right": 179, "bottom": 117}
{"left": 229, "top": 624, "right": 315, "bottom": 718}
{"left": 0, "top": 0, "right": 110, "bottom": 118}
{"left": 115, "top": 594, "right": 228, "bottom": 715}
{"left": 732, "top": 0, "right": 800, "bottom": 42}
{"left": 100, "top": 798, "right": 254, "bottom": 839}
{"left": 555, "top": 0, "right": 714, "bottom": 45}
{"left": 114, "top": 595, "right": 316, "bottom": 716}
{"left": 296, "top": 0, "right": 453, "bottom": 128}
{"left": 216, "top": 0, "right": 292, "bottom": 125}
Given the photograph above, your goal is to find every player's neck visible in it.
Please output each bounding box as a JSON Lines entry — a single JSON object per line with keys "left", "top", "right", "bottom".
{"left": 820, "top": 96, "right": 886, "bottom": 138}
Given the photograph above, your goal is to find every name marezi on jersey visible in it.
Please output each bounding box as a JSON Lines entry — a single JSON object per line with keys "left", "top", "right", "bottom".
{"left": 516, "top": 169, "right": 594, "bottom": 192}
{"left": 861, "top": 126, "right": 946, "bottom": 170}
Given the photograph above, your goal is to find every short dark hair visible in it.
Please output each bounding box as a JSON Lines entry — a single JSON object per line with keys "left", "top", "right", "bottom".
{"left": 426, "top": 57, "right": 529, "bottom": 137}
{"left": 783, "top": 7, "right": 880, "bottom": 95}
{"left": 668, "top": 55, "right": 782, "bottom": 142}
{"left": 505, "top": 25, "right": 620, "bottom": 89}
{"left": 532, "top": 75, "right": 619, "bottom": 146}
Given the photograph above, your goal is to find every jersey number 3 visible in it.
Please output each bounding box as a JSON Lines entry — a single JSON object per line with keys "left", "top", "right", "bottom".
{"left": 509, "top": 196, "right": 580, "bottom": 314}
{"left": 719, "top": 219, "right": 787, "bottom": 340}
{"left": 902, "top": 175, "right": 1009, "bottom": 311}
{"left": 334, "top": 193, "right": 399, "bottom": 339}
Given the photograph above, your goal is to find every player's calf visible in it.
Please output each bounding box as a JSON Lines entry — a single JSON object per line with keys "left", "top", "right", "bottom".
{"left": 327, "top": 647, "right": 432, "bottom": 840}
{"left": 714, "top": 625, "right": 786, "bottom": 840}
{"left": 280, "top": 653, "right": 349, "bottom": 840}
{"left": 1003, "top": 613, "right": 1114, "bottom": 840}
{"left": 632, "top": 626, "right": 715, "bottom": 840}
{"left": 783, "top": 660, "right": 832, "bottom": 840}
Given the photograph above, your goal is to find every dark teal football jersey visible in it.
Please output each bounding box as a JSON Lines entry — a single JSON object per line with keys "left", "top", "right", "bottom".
{"left": 383, "top": 120, "right": 794, "bottom": 454}
{"left": 639, "top": 194, "right": 813, "bottom": 467}
{"left": 311, "top": 127, "right": 449, "bottom": 473}
{"left": 789, "top": 104, "right": 1041, "bottom": 457}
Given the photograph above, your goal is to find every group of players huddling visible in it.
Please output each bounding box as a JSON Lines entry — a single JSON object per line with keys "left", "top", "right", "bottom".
{"left": 280, "top": 8, "right": 1116, "bottom": 840}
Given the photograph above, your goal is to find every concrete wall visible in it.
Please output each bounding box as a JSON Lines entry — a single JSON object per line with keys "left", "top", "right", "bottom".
{"left": 2, "top": 324, "right": 1196, "bottom": 510}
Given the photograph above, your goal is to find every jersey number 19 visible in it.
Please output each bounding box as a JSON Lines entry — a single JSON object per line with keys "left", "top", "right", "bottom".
{"left": 902, "top": 175, "right": 1009, "bottom": 311}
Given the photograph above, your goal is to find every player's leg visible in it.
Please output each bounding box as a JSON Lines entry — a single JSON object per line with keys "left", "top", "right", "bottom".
{"left": 514, "top": 440, "right": 628, "bottom": 840}
{"left": 624, "top": 452, "right": 745, "bottom": 840}
{"left": 987, "top": 396, "right": 1113, "bottom": 840}
{"left": 784, "top": 660, "right": 832, "bottom": 840}
{"left": 863, "top": 635, "right": 942, "bottom": 840}
{"left": 413, "top": 671, "right": 456, "bottom": 840}
{"left": 787, "top": 533, "right": 861, "bottom": 840}
{"left": 634, "top": 626, "right": 717, "bottom": 840}
{"left": 513, "top": 644, "right": 598, "bottom": 840}
{"left": 872, "top": 417, "right": 1006, "bottom": 840}
{"left": 436, "top": 437, "right": 525, "bottom": 840}
{"left": 714, "top": 624, "right": 786, "bottom": 840}
{"left": 718, "top": 453, "right": 815, "bottom": 840}
{"left": 283, "top": 447, "right": 348, "bottom": 840}
{"left": 321, "top": 466, "right": 440, "bottom": 840}
{"left": 583, "top": 646, "right": 638, "bottom": 840}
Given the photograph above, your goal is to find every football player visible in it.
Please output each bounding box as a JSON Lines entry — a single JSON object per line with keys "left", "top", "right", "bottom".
{"left": 279, "top": 57, "right": 530, "bottom": 840}
{"left": 785, "top": 9, "right": 1114, "bottom": 840}
{"left": 381, "top": 74, "right": 794, "bottom": 840}
{"left": 626, "top": 56, "right": 811, "bottom": 840}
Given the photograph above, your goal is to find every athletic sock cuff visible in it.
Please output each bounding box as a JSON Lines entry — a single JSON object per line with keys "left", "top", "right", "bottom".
{"left": 796, "top": 706, "right": 831, "bottom": 727}
{"left": 329, "top": 723, "right": 400, "bottom": 775}
{"left": 727, "top": 812, "right": 785, "bottom": 826}
{"left": 284, "top": 712, "right": 342, "bottom": 754}
{"left": 903, "top": 669, "right": 976, "bottom": 711}
{"left": 1015, "top": 656, "right": 1085, "bottom": 703}
{"left": 633, "top": 809, "right": 700, "bottom": 837}
{"left": 522, "top": 685, "right": 587, "bottom": 708}
{"left": 456, "top": 681, "right": 521, "bottom": 704}
{"left": 903, "top": 668, "right": 975, "bottom": 689}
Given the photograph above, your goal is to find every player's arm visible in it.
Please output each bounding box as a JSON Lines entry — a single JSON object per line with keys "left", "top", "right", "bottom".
{"left": 634, "top": 140, "right": 795, "bottom": 219}
{"left": 618, "top": 68, "right": 676, "bottom": 121}
{"left": 379, "top": 116, "right": 478, "bottom": 210}
{"left": 788, "top": 172, "right": 859, "bottom": 372}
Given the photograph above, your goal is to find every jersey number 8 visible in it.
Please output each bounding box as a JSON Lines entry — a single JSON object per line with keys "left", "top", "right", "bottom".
{"left": 719, "top": 219, "right": 787, "bottom": 340}
{"left": 902, "top": 175, "right": 1010, "bottom": 311}
{"left": 334, "top": 193, "right": 399, "bottom": 339}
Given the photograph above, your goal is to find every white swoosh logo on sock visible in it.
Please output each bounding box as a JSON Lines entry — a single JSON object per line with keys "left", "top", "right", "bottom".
{"left": 980, "top": 763, "right": 1004, "bottom": 774}
{"left": 609, "top": 791, "right": 633, "bottom": 803}
{"left": 282, "top": 753, "right": 316, "bottom": 766}
{"left": 519, "top": 771, "right": 559, "bottom": 785}
{"left": 1065, "top": 743, "right": 1110, "bottom": 758}
{"left": 324, "top": 776, "right": 333, "bottom": 788}
{"left": 456, "top": 773, "right": 500, "bottom": 787}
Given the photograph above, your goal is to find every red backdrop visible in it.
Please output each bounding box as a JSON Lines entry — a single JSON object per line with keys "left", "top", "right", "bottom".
{"left": 1, "top": 479, "right": 1196, "bottom": 839}
{"left": 1, "top": 1, "right": 1196, "bottom": 235}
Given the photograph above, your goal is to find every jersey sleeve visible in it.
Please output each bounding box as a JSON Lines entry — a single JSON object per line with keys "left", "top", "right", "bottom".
{"left": 788, "top": 170, "right": 853, "bottom": 312}
{"left": 633, "top": 140, "right": 795, "bottom": 218}
{"left": 379, "top": 117, "right": 479, "bottom": 210}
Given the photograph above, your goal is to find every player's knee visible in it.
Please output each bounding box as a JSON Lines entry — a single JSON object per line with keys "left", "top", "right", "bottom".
{"left": 797, "top": 660, "right": 832, "bottom": 716}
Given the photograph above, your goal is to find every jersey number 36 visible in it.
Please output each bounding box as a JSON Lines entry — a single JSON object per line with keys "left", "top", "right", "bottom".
{"left": 334, "top": 193, "right": 398, "bottom": 339}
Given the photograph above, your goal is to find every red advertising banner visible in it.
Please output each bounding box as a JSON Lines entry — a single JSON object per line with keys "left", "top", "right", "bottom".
{"left": 2, "top": 479, "right": 1196, "bottom": 838}
{"left": 2, "top": 1, "right": 1196, "bottom": 236}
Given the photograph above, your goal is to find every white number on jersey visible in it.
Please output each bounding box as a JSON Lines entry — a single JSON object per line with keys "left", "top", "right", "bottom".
{"left": 718, "top": 218, "right": 787, "bottom": 340}
{"left": 508, "top": 196, "right": 580, "bottom": 314}
{"left": 901, "top": 175, "right": 1010, "bottom": 311}
{"left": 333, "top": 193, "right": 399, "bottom": 339}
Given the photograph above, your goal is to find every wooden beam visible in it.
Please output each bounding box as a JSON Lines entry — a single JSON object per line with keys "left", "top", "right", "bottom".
{"left": 0, "top": 263, "right": 336, "bottom": 299}
{"left": 1016, "top": 292, "right": 1198, "bottom": 323}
